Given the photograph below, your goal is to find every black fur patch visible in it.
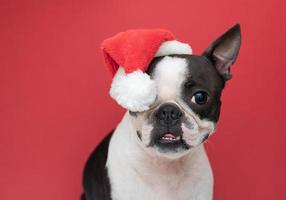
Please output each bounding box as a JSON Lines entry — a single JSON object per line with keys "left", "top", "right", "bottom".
{"left": 81, "top": 131, "right": 113, "bottom": 200}
{"left": 180, "top": 55, "right": 225, "bottom": 122}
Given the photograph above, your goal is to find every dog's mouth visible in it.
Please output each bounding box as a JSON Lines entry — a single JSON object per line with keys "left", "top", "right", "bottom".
{"left": 155, "top": 132, "right": 190, "bottom": 151}
{"left": 159, "top": 133, "right": 181, "bottom": 143}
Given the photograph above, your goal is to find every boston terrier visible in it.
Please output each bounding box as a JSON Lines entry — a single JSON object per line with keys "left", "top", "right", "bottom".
{"left": 82, "top": 24, "right": 241, "bottom": 200}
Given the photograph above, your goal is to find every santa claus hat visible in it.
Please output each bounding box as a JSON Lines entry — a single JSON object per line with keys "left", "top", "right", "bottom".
{"left": 101, "top": 29, "right": 192, "bottom": 112}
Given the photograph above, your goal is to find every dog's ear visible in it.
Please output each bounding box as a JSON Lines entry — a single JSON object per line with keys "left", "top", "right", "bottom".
{"left": 203, "top": 24, "right": 241, "bottom": 80}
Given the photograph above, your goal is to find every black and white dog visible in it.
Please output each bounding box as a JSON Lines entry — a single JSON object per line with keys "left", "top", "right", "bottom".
{"left": 82, "top": 25, "right": 241, "bottom": 200}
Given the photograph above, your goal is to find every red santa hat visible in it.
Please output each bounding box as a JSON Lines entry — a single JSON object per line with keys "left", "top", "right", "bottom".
{"left": 101, "top": 29, "right": 192, "bottom": 112}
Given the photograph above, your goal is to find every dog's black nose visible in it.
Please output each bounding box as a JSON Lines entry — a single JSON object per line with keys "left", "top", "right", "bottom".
{"left": 156, "top": 103, "right": 182, "bottom": 126}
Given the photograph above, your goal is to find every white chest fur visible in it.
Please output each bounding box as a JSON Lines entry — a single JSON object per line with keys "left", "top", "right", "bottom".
{"left": 106, "top": 113, "right": 213, "bottom": 200}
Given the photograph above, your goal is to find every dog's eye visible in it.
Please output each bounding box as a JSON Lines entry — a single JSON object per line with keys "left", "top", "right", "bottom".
{"left": 191, "top": 91, "right": 209, "bottom": 105}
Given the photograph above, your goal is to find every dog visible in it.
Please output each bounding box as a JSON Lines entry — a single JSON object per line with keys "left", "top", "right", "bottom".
{"left": 82, "top": 24, "right": 241, "bottom": 200}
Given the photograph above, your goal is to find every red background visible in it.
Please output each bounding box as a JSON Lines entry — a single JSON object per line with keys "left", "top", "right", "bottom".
{"left": 1, "top": 0, "right": 286, "bottom": 199}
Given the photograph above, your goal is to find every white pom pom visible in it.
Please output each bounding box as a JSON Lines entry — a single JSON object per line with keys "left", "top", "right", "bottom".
{"left": 155, "top": 40, "right": 192, "bottom": 57}
{"left": 110, "top": 67, "right": 157, "bottom": 112}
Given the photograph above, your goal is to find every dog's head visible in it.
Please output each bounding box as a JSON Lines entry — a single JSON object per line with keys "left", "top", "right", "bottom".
{"left": 129, "top": 25, "right": 241, "bottom": 159}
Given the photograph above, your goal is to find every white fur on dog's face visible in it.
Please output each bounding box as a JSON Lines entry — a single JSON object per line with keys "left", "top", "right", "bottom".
{"left": 130, "top": 56, "right": 220, "bottom": 159}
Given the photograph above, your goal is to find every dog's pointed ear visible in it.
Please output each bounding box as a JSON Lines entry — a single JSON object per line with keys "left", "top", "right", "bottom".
{"left": 203, "top": 24, "right": 241, "bottom": 80}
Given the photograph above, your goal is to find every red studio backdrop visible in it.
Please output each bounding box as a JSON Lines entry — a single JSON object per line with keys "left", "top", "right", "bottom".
{"left": 1, "top": 0, "right": 286, "bottom": 199}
